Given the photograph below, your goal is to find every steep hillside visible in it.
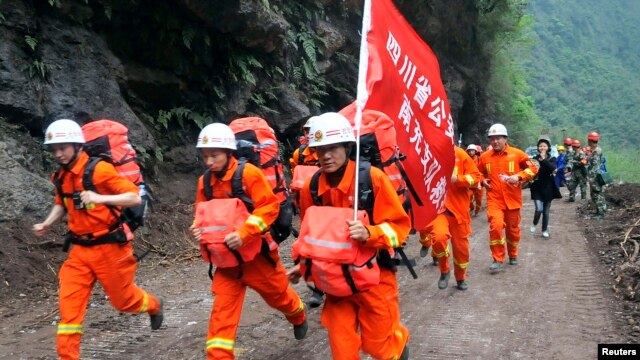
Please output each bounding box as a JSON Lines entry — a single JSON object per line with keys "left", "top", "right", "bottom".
{"left": 523, "top": 0, "right": 640, "bottom": 146}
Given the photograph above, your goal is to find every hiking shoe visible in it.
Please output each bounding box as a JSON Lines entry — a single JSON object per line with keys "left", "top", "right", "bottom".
{"left": 542, "top": 231, "right": 550, "bottom": 238}
{"left": 399, "top": 344, "right": 410, "bottom": 360}
{"left": 437, "top": 272, "right": 450, "bottom": 289}
{"left": 293, "top": 319, "right": 308, "bottom": 340}
{"left": 419, "top": 245, "right": 430, "bottom": 258}
{"left": 456, "top": 280, "right": 468, "bottom": 290}
{"left": 509, "top": 258, "right": 519, "bottom": 266}
{"left": 308, "top": 290, "right": 324, "bottom": 308}
{"left": 431, "top": 257, "right": 439, "bottom": 266}
{"left": 489, "top": 261, "right": 504, "bottom": 273}
{"left": 150, "top": 297, "right": 164, "bottom": 330}
{"left": 529, "top": 226, "right": 536, "bottom": 234}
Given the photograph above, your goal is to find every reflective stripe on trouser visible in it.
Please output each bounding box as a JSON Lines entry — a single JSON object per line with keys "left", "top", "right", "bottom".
{"left": 321, "top": 268, "right": 409, "bottom": 360}
{"left": 207, "top": 250, "right": 306, "bottom": 360}
{"left": 487, "top": 206, "right": 522, "bottom": 262}
{"left": 57, "top": 243, "right": 160, "bottom": 360}
{"left": 424, "top": 213, "right": 451, "bottom": 274}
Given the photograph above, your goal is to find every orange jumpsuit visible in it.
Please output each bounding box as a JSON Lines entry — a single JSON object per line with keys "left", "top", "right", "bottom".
{"left": 289, "top": 145, "right": 319, "bottom": 170}
{"left": 53, "top": 151, "right": 161, "bottom": 360}
{"left": 469, "top": 153, "right": 484, "bottom": 215}
{"left": 421, "top": 147, "right": 482, "bottom": 281}
{"left": 478, "top": 144, "right": 538, "bottom": 262}
{"left": 299, "top": 160, "right": 411, "bottom": 360}
{"left": 196, "top": 157, "right": 306, "bottom": 360}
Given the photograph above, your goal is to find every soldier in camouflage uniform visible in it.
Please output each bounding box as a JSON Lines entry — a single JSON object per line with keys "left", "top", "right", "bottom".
{"left": 586, "top": 132, "right": 607, "bottom": 219}
{"left": 567, "top": 139, "right": 587, "bottom": 202}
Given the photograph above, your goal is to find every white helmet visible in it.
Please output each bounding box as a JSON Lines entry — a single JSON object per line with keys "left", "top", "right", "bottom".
{"left": 303, "top": 117, "right": 314, "bottom": 129}
{"left": 487, "top": 123, "right": 508, "bottom": 137}
{"left": 196, "top": 123, "right": 237, "bottom": 149}
{"left": 308, "top": 112, "right": 355, "bottom": 147}
{"left": 466, "top": 144, "right": 477, "bottom": 151}
{"left": 44, "top": 119, "right": 85, "bottom": 144}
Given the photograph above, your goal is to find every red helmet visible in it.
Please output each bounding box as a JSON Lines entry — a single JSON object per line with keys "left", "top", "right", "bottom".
{"left": 587, "top": 132, "right": 600, "bottom": 141}
{"left": 571, "top": 139, "right": 581, "bottom": 147}
{"left": 563, "top": 137, "right": 572, "bottom": 146}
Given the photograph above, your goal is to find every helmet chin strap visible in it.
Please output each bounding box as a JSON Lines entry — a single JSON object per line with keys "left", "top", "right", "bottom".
{"left": 61, "top": 144, "right": 83, "bottom": 171}
{"left": 214, "top": 151, "right": 233, "bottom": 179}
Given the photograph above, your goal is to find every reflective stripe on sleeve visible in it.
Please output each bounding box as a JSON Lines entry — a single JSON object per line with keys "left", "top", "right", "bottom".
{"left": 379, "top": 222, "right": 399, "bottom": 248}
{"left": 524, "top": 168, "right": 535, "bottom": 177}
{"left": 465, "top": 174, "right": 474, "bottom": 187}
{"left": 246, "top": 215, "right": 267, "bottom": 232}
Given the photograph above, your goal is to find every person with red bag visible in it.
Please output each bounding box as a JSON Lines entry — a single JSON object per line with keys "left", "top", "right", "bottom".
{"left": 32, "top": 119, "right": 163, "bottom": 360}
{"left": 190, "top": 123, "right": 307, "bottom": 360}
{"left": 287, "top": 112, "right": 411, "bottom": 360}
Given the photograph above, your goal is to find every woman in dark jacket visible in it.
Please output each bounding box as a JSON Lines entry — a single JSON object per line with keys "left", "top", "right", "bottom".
{"left": 529, "top": 136, "right": 562, "bottom": 238}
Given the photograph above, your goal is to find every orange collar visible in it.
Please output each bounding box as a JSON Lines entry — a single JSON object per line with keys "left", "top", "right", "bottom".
{"left": 317, "top": 160, "right": 355, "bottom": 197}
{"left": 219, "top": 157, "right": 239, "bottom": 182}
{"left": 67, "top": 151, "right": 89, "bottom": 176}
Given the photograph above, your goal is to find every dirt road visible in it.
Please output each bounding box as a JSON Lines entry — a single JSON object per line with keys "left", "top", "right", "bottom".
{"left": 0, "top": 194, "right": 622, "bottom": 359}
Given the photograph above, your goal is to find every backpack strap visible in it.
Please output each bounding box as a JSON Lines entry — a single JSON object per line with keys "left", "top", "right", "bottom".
{"left": 309, "top": 169, "right": 324, "bottom": 206}
{"left": 231, "top": 159, "right": 255, "bottom": 212}
{"left": 82, "top": 157, "right": 123, "bottom": 223}
{"left": 203, "top": 169, "right": 213, "bottom": 200}
{"left": 53, "top": 168, "right": 74, "bottom": 202}
{"left": 357, "top": 162, "right": 374, "bottom": 221}
{"left": 298, "top": 144, "right": 308, "bottom": 165}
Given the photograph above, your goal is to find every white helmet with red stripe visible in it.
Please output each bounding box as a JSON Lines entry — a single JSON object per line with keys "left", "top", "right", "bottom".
{"left": 44, "top": 119, "right": 85, "bottom": 144}
{"left": 196, "top": 123, "right": 237, "bottom": 149}
{"left": 308, "top": 112, "right": 355, "bottom": 147}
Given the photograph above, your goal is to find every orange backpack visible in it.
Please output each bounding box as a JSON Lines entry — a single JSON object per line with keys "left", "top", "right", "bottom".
{"left": 338, "top": 105, "right": 419, "bottom": 215}
{"left": 229, "top": 117, "right": 293, "bottom": 243}
{"left": 290, "top": 165, "right": 320, "bottom": 191}
{"left": 81, "top": 119, "right": 143, "bottom": 185}
{"left": 294, "top": 206, "right": 380, "bottom": 297}
{"left": 195, "top": 198, "right": 264, "bottom": 268}
{"left": 229, "top": 117, "right": 285, "bottom": 198}
{"left": 79, "top": 119, "right": 149, "bottom": 232}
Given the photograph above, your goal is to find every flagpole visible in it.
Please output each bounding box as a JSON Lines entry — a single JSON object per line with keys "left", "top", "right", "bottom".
{"left": 353, "top": 0, "right": 372, "bottom": 222}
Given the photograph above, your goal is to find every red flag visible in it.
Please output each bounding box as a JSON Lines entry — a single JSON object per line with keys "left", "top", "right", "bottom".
{"left": 354, "top": 0, "right": 455, "bottom": 230}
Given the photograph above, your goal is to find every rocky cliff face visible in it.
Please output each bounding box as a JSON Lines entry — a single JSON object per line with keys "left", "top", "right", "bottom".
{"left": 0, "top": 0, "right": 493, "bottom": 221}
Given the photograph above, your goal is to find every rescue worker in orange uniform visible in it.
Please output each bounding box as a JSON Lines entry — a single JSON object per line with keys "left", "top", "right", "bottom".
{"left": 466, "top": 144, "right": 484, "bottom": 217}
{"left": 289, "top": 117, "right": 319, "bottom": 170}
{"left": 421, "top": 146, "right": 482, "bottom": 290}
{"left": 190, "top": 123, "right": 307, "bottom": 359}
{"left": 479, "top": 123, "right": 538, "bottom": 273}
{"left": 32, "top": 119, "right": 163, "bottom": 360}
{"left": 287, "top": 112, "right": 411, "bottom": 360}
